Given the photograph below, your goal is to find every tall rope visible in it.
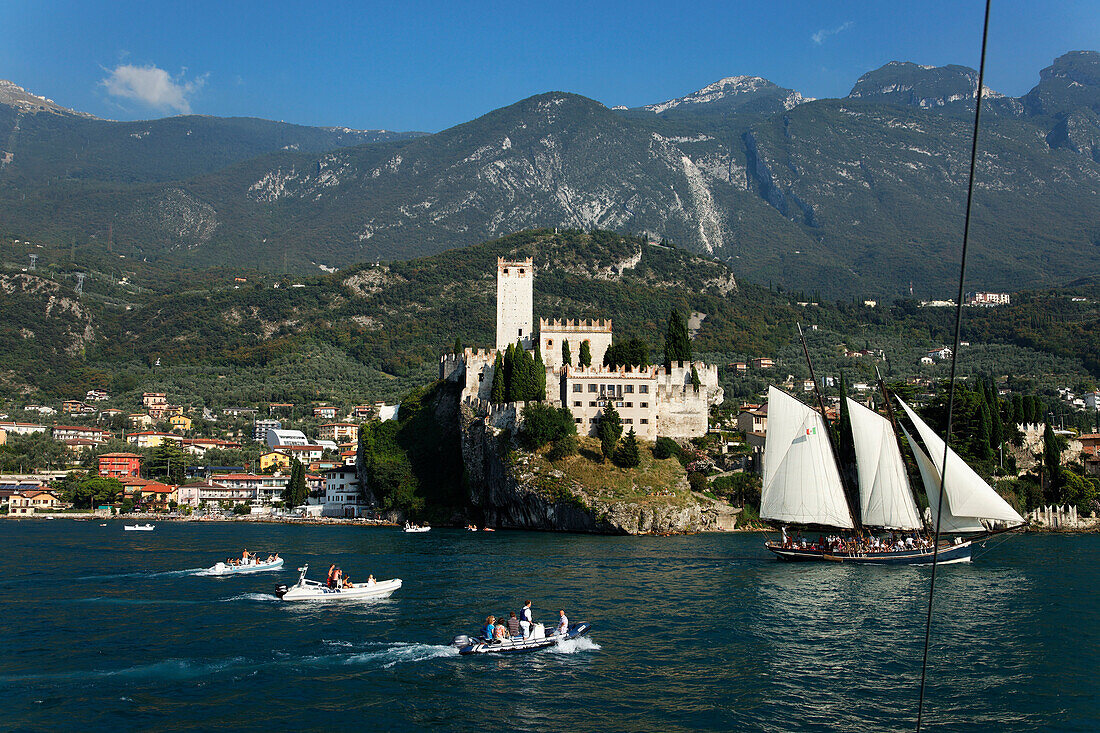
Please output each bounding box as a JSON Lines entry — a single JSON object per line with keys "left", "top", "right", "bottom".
{"left": 916, "top": 1, "right": 992, "bottom": 730}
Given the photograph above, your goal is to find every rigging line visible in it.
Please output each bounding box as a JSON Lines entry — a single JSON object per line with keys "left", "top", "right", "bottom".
{"left": 916, "top": 1, "right": 993, "bottom": 731}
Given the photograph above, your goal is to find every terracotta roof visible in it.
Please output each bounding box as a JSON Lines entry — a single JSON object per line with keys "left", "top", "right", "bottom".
{"left": 100, "top": 452, "right": 143, "bottom": 458}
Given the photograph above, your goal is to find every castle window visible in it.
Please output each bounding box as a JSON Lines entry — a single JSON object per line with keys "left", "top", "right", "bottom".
{"left": 588, "top": 385, "right": 597, "bottom": 393}
{"left": 639, "top": 385, "right": 649, "bottom": 394}
{"left": 546, "top": 339, "right": 553, "bottom": 349}
{"left": 641, "top": 402, "right": 648, "bottom": 408}
{"left": 624, "top": 419, "right": 633, "bottom": 424}
{"left": 589, "top": 401, "right": 597, "bottom": 407}
{"left": 624, "top": 385, "right": 634, "bottom": 394}
{"left": 503, "top": 269, "right": 509, "bottom": 274}
{"left": 640, "top": 419, "right": 648, "bottom": 424}
{"left": 626, "top": 402, "right": 632, "bottom": 408}
{"left": 574, "top": 401, "right": 581, "bottom": 407}
{"left": 519, "top": 269, "right": 525, "bottom": 274}
{"left": 616, "top": 401, "right": 624, "bottom": 408}
{"left": 575, "top": 418, "right": 582, "bottom": 424}
{"left": 573, "top": 385, "right": 582, "bottom": 393}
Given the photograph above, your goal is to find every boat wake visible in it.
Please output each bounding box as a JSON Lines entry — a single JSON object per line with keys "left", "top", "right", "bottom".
{"left": 77, "top": 568, "right": 208, "bottom": 581}
{"left": 547, "top": 637, "right": 601, "bottom": 654}
{"left": 219, "top": 592, "right": 281, "bottom": 604}
{"left": 343, "top": 642, "right": 459, "bottom": 669}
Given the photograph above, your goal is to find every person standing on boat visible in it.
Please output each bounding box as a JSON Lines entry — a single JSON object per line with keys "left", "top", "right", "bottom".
{"left": 519, "top": 601, "right": 533, "bottom": 638}
{"left": 326, "top": 564, "right": 337, "bottom": 588}
{"left": 556, "top": 609, "right": 569, "bottom": 636}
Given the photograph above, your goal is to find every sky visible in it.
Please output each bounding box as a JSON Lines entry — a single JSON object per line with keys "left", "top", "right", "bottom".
{"left": 2, "top": 1, "right": 1098, "bottom": 132}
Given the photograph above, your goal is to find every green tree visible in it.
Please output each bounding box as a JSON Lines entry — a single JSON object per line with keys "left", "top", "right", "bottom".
{"left": 453, "top": 338, "right": 463, "bottom": 355}
{"left": 147, "top": 441, "right": 189, "bottom": 484}
{"left": 282, "top": 459, "right": 308, "bottom": 508}
{"left": 663, "top": 309, "right": 692, "bottom": 367}
{"left": 1060, "top": 470, "right": 1099, "bottom": 514}
{"left": 1042, "top": 422, "right": 1065, "bottom": 503}
{"left": 490, "top": 352, "right": 506, "bottom": 403}
{"left": 690, "top": 364, "right": 701, "bottom": 389}
{"left": 972, "top": 402, "right": 993, "bottom": 461}
{"left": 504, "top": 343, "right": 518, "bottom": 401}
{"left": 598, "top": 403, "right": 623, "bottom": 460}
{"left": 561, "top": 339, "right": 572, "bottom": 367}
{"left": 613, "top": 428, "right": 641, "bottom": 468}
{"left": 533, "top": 341, "right": 547, "bottom": 401}
{"left": 653, "top": 437, "right": 680, "bottom": 460}
{"left": 579, "top": 340, "right": 592, "bottom": 368}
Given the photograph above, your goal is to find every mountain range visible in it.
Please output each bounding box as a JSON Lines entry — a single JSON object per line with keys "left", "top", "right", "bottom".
{"left": 2, "top": 52, "right": 1099, "bottom": 296}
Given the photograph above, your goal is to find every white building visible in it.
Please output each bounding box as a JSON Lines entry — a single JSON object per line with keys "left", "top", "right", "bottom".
{"left": 322, "top": 465, "right": 371, "bottom": 517}
{"left": 496, "top": 257, "right": 533, "bottom": 351}
{"left": 540, "top": 318, "right": 613, "bottom": 370}
{"left": 266, "top": 429, "right": 309, "bottom": 449}
{"left": 965, "top": 291, "right": 1011, "bottom": 306}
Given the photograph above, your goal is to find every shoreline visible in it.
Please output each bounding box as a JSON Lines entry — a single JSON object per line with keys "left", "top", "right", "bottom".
{"left": 8, "top": 513, "right": 1098, "bottom": 533}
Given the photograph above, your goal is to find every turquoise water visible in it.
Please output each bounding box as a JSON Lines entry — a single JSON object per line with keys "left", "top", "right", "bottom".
{"left": 1, "top": 521, "right": 1096, "bottom": 732}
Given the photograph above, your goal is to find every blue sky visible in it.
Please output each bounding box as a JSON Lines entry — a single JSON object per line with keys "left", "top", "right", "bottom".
{"left": 2, "top": 1, "right": 1097, "bottom": 132}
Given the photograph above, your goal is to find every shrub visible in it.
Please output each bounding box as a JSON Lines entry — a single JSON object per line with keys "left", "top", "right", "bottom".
{"left": 547, "top": 433, "right": 578, "bottom": 461}
{"left": 687, "top": 471, "right": 708, "bottom": 494}
{"left": 232, "top": 503, "right": 250, "bottom": 515}
{"left": 653, "top": 437, "right": 680, "bottom": 460}
{"left": 520, "top": 403, "right": 576, "bottom": 451}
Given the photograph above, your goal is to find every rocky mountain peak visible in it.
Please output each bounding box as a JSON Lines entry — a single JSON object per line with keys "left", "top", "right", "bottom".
{"left": 1025, "top": 51, "right": 1100, "bottom": 116}
{"left": 0, "top": 79, "right": 98, "bottom": 118}
{"left": 847, "top": 61, "right": 1002, "bottom": 108}
{"left": 639, "top": 75, "right": 809, "bottom": 115}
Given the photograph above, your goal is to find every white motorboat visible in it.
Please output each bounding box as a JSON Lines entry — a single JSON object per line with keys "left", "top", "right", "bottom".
{"left": 124, "top": 524, "right": 155, "bottom": 531}
{"left": 208, "top": 556, "right": 285, "bottom": 575}
{"left": 452, "top": 622, "right": 593, "bottom": 655}
{"left": 275, "top": 565, "right": 402, "bottom": 601}
{"left": 403, "top": 522, "right": 430, "bottom": 533}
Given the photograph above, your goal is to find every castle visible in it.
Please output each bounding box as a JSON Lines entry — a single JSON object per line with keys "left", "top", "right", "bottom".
{"left": 441, "top": 257, "right": 723, "bottom": 440}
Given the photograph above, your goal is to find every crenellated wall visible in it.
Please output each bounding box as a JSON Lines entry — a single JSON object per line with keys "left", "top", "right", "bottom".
{"left": 540, "top": 318, "right": 613, "bottom": 371}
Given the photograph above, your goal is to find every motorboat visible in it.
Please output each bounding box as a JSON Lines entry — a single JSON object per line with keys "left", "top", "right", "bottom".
{"left": 275, "top": 565, "right": 401, "bottom": 601}
{"left": 403, "top": 522, "right": 431, "bottom": 533}
{"left": 453, "top": 622, "right": 592, "bottom": 655}
{"left": 124, "top": 524, "right": 155, "bottom": 531}
{"left": 208, "top": 555, "right": 285, "bottom": 575}
{"left": 482, "top": 527, "right": 495, "bottom": 532}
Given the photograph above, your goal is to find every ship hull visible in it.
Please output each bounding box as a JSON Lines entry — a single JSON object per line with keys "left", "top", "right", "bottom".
{"left": 766, "top": 540, "right": 972, "bottom": 565}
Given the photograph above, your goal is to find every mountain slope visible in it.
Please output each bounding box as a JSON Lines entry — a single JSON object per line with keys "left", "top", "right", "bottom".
{"left": 2, "top": 54, "right": 1100, "bottom": 296}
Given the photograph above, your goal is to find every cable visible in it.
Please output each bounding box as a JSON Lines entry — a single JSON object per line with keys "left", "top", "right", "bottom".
{"left": 916, "top": 2, "right": 993, "bottom": 730}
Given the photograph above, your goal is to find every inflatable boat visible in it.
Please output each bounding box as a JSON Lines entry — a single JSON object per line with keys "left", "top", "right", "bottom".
{"left": 452, "top": 622, "right": 592, "bottom": 655}
{"left": 124, "top": 524, "right": 155, "bottom": 531}
{"left": 275, "top": 565, "right": 401, "bottom": 601}
{"left": 403, "top": 522, "right": 431, "bottom": 533}
{"left": 209, "top": 556, "right": 284, "bottom": 575}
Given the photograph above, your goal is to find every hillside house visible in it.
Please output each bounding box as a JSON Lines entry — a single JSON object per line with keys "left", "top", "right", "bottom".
{"left": 0, "top": 421, "right": 47, "bottom": 436}
{"left": 752, "top": 358, "right": 775, "bottom": 369}
{"left": 253, "top": 418, "right": 281, "bottom": 443}
{"left": 312, "top": 406, "right": 338, "bottom": 420}
{"left": 126, "top": 431, "right": 182, "bottom": 449}
{"left": 260, "top": 451, "right": 292, "bottom": 472}
{"left": 181, "top": 438, "right": 242, "bottom": 456}
{"left": 128, "top": 414, "right": 155, "bottom": 429}
{"left": 736, "top": 405, "right": 768, "bottom": 435}
{"left": 317, "top": 422, "right": 358, "bottom": 443}
{"left": 169, "top": 415, "right": 192, "bottom": 432}
{"left": 52, "top": 425, "right": 110, "bottom": 444}
{"left": 99, "top": 452, "right": 143, "bottom": 478}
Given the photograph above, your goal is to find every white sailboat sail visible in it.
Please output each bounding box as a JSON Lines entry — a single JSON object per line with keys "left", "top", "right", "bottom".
{"left": 901, "top": 425, "right": 987, "bottom": 534}
{"left": 846, "top": 398, "right": 923, "bottom": 529}
{"left": 761, "top": 387, "right": 854, "bottom": 528}
{"left": 897, "top": 397, "right": 1024, "bottom": 525}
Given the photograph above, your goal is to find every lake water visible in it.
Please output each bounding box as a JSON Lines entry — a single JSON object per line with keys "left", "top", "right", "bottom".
{"left": 1, "top": 521, "right": 1096, "bottom": 732}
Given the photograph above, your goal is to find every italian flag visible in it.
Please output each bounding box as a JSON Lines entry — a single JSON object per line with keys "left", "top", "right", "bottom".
{"left": 806, "top": 427, "right": 817, "bottom": 436}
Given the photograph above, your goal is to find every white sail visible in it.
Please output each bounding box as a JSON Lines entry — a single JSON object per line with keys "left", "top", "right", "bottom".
{"left": 846, "top": 399, "right": 923, "bottom": 529}
{"left": 901, "top": 425, "right": 987, "bottom": 534}
{"left": 897, "top": 397, "right": 1024, "bottom": 525}
{"left": 761, "top": 387, "right": 854, "bottom": 528}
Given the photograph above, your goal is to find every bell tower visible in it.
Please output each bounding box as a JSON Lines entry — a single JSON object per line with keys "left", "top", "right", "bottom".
{"left": 496, "top": 257, "right": 533, "bottom": 351}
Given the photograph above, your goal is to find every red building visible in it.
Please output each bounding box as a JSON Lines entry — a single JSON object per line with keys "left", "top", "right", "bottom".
{"left": 98, "top": 452, "right": 143, "bottom": 478}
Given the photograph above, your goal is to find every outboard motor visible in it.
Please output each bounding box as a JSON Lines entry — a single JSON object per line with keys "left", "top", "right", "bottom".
{"left": 451, "top": 634, "right": 471, "bottom": 648}
{"left": 274, "top": 584, "right": 289, "bottom": 599}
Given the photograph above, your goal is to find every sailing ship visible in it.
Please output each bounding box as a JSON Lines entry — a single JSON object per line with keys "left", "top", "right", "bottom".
{"left": 761, "top": 385, "right": 1025, "bottom": 564}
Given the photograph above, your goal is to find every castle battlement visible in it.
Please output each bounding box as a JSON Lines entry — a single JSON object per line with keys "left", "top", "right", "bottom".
{"left": 539, "top": 318, "right": 613, "bottom": 333}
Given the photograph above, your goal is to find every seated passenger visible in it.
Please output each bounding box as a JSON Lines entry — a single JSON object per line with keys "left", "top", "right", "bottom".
{"left": 507, "top": 611, "right": 520, "bottom": 637}
{"left": 493, "top": 623, "right": 508, "bottom": 642}
{"left": 367, "top": 574, "right": 376, "bottom": 585}
{"left": 343, "top": 576, "right": 354, "bottom": 588}
{"left": 484, "top": 616, "right": 496, "bottom": 641}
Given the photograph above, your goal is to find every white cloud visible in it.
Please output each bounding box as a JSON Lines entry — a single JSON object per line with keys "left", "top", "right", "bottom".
{"left": 100, "top": 64, "right": 206, "bottom": 114}
{"left": 812, "top": 21, "right": 853, "bottom": 45}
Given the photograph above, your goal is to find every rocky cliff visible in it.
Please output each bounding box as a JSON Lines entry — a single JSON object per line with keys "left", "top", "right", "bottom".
{"left": 457, "top": 402, "right": 738, "bottom": 534}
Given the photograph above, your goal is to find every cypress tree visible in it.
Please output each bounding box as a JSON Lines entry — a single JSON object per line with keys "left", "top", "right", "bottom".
{"left": 613, "top": 428, "right": 641, "bottom": 468}
{"left": 1042, "top": 422, "right": 1065, "bottom": 503}
{"left": 990, "top": 396, "right": 1004, "bottom": 455}
{"left": 453, "top": 337, "right": 463, "bottom": 355}
{"left": 973, "top": 402, "right": 993, "bottom": 461}
{"left": 1004, "top": 394, "right": 1016, "bottom": 427}
{"left": 579, "top": 340, "right": 592, "bottom": 368}
{"left": 516, "top": 343, "right": 537, "bottom": 401}
{"left": 598, "top": 403, "right": 623, "bottom": 460}
{"left": 663, "top": 309, "right": 691, "bottom": 367}
{"left": 561, "top": 339, "right": 572, "bottom": 367}
{"left": 690, "top": 364, "right": 701, "bottom": 389}
{"left": 490, "top": 352, "right": 506, "bottom": 403}
{"left": 283, "top": 459, "right": 307, "bottom": 508}
{"left": 1012, "top": 394, "right": 1025, "bottom": 425}
{"left": 504, "top": 343, "right": 517, "bottom": 401}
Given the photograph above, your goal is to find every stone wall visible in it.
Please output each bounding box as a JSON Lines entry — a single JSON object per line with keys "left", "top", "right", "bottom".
{"left": 540, "top": 318, "right": 613, "bottom": 370}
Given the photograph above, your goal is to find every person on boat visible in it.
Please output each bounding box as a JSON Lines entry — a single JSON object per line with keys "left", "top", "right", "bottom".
{"left": 556, "top": 609, "right": 569, "bottom": 636}
{"left": 326, "top": 564, "right": 337, "bottom": 588}
{"left": 506, "top": 611, "right": 520, "bottom": 637}
{"left": 343, "top": 575, "right": 354, "bottom": 589}
{"left": 367, "top": 574, "right": 376, "bottom": 585}
{"left": 519, "top": 601, "right": 533, "bottom": 638}
{"left": 333, "top": 567, "right": 343, "bottom": 589}
{"left": 492, "top": 621, "right": 508, "bottom": 643}
{"left": 484, "top": 616, "right": 497, "bottom": 641}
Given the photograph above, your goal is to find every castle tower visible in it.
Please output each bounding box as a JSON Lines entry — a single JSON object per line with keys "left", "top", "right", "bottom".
{"left": 496, "top": 257, "right": 533, "bottom": 351}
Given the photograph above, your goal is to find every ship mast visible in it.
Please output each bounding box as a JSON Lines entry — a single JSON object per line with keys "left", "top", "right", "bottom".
{"left": 798, "top": 323, "right": 862, "bottom": 530}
